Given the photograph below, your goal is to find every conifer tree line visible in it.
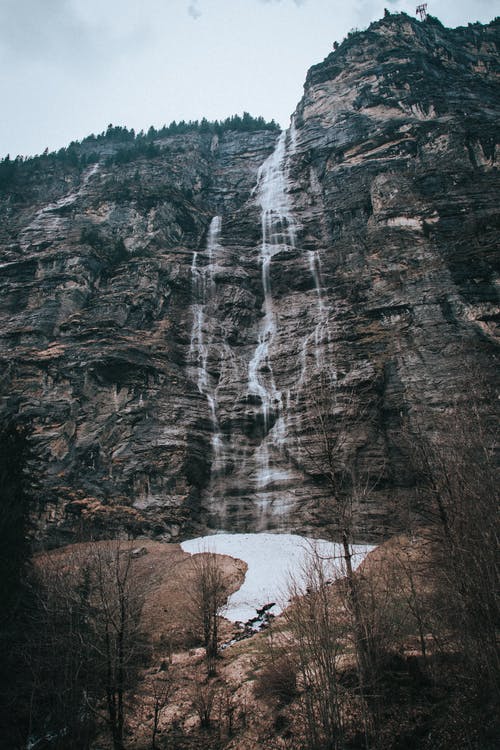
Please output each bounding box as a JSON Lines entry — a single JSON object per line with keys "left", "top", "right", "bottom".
{"left": 0, "top": 113, "right": 280, "bottom": 190}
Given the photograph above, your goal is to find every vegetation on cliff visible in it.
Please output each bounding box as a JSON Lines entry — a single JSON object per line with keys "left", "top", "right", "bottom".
{"left": 0, "top": 113, "right": 279, "bottom": 192}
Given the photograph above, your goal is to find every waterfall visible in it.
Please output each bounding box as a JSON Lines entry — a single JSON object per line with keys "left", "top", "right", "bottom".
{"left": 294, "top": 168, "right": 331, "bottom": 390}
{"left": 309, "top": 248, "right": 330, "bottom": 367}
{"left": 308, "top": 250, "right": 324, "bottom": 313}
{"left": 202, "top": 123, "right": 333, "bottom": 531}
{"left": 247, "top": 130, "right": 298, "bottom": 510}
{"left": 296, "top": 253, "right": 330, "bottom": 394}
{"left": 248, "top": 130, "right": 296, "bottom": 410}
{"left": 189, "top": 216, "right": 224, "bottom": 472}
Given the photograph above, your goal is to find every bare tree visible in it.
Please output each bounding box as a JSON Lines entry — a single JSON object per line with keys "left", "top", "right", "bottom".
{"left": 149, "top": 675, "right": 171, "bottom": 750}
{"left": 390, "top": 541, "right": 431, "bottom": 663}
{"left": 187, "top": 549, "right": 227, "bottom": 677}
{"left": 0, "top": 421, "right": 39, "bottom": 748}
{"left": 24, "top": 547, "right": 98, "bottom": 750}
{"left": 26, "top": 541, "right": 149, "bottom": 750}
{"left": 295, "top": 370, "right": 382, "bottom": 724}
{"left": 409, "top": 399, "right": 500, "bottom": 702}
{"left": 87, "top": 541, "right": 149, "bottom": 750}
{"left": 284, "top": 549, "right": 346, "bottom": 750}
{"left": 301, "top": 361, "right": 499, "bottom": 743}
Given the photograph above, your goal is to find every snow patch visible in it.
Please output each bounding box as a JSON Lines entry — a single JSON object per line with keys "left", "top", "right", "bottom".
{"left": 181, "top": 533, "right": 375, "bottom": 623}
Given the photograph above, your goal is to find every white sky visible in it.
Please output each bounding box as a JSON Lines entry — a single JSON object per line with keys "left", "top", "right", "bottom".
{"left": 1, "top": 0, "right": 498, "bottom": 157}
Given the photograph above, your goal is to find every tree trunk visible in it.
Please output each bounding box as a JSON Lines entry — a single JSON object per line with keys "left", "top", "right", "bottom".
{"left": 342, "top": 530, "right": 372, "bottom": 749}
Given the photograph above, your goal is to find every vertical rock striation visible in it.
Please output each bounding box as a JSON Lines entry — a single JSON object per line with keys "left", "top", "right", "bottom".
{"left": 0, "top": 14, "right": 498, "bottom": 544}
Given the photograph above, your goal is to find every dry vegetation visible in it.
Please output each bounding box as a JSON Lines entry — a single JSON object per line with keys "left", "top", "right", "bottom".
{"left": 34, "top": 540, "right": 246, "bottom": 646}
{"left": 25, "top": 540, "right": 249, "bottom": 750}
{"left": 1, "top": 379, "right": 497, "bottom": 749}
{"left": 13, "top": 526, "right": 496, "bottom": 750}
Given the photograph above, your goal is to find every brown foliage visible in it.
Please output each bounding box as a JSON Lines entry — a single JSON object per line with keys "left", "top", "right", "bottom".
{"left": 254, "top": 654, "right": 298, "bottom": 705}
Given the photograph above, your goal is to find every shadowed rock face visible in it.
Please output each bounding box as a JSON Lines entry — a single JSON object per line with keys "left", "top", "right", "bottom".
{"left": 1, "top": 14, "right": 499, "bottom": 545}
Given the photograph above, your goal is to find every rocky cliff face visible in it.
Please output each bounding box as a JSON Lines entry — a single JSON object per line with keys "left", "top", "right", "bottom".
{"left": 1, "top": 14, "right": 499, "bottom": 545}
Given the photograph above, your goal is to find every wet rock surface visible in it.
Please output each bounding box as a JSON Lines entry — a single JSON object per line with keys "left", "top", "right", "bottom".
{"left": 1, "top": 15, "right": 498, "bottom": 545}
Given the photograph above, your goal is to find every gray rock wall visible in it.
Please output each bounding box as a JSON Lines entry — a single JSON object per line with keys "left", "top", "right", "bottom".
{"left": 0, "top": 14, "right": 498, "bottom": 545}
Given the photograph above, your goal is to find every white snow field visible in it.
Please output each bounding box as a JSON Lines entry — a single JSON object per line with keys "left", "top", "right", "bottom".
{"left": 181, "top": 533, "right": 375, "bottom": 623}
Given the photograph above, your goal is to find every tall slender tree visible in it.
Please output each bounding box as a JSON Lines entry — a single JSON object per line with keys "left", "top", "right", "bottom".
{"left": 187, "top": 550, "right": 227, "bottom": 677}
{"left": 0, "top": 419, "right": 36, "bottom": 746}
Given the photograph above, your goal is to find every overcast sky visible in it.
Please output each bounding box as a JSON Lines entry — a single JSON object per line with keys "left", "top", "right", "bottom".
{"left": 1, "top": 0, "right": 498, "bottom": 158}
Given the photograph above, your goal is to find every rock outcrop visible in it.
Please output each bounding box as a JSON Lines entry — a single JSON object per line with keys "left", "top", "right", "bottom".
{"left": 1, "top": 14, "right": 498, "bottom": 545}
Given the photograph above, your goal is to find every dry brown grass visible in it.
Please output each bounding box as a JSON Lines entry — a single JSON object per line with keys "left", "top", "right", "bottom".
{"left": 32, "top": 534, "right": 450, "bottom": 749}
{"left": 35, "top": 540, "right": 247, "bottom": 651}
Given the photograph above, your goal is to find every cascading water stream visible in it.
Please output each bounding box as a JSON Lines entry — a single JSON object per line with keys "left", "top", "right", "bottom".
{"left": 309, "top": 249, "right": 330, "bottom": 367}
{"left": 308, "top": 250, "right": 324, "bottom": 314}
{"left": 248, "top": 131, "right": 297, "bottom": 500}
{"left": 189, "top": 217, "right": 224, "bottom": 472}
{"left": 296, "top": 255, "right": 331, "bottom": 406}
{"left": 198, "top": 122, "right": 334, "bottom": 531}
{"left": 296, "top": 206, "right": 331, "bottom": 390}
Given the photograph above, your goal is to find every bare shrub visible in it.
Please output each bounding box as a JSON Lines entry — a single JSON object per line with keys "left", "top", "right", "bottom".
{"left": 216, "top": 684, "right": 238, "bottom": 738}
{"left": 254, "top": 653, "right": 298, "bottom": 706}
{"left": 191, "top": 680, "right": 218, "bottom": 729}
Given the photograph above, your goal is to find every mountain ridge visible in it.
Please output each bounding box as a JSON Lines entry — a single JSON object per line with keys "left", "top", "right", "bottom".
{"left": 0, "top": 13, "right": 498, "bottom": 546}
